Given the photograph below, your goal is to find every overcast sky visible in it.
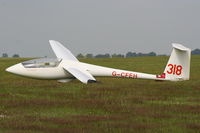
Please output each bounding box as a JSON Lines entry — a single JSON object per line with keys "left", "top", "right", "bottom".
{"left": 0, "top": 0, "right": 200, "bottom": 57}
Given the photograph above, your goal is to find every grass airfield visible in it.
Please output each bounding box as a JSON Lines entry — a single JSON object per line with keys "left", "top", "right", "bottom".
{"left": 0, "top": 56, "right": 200, "bottom": 133}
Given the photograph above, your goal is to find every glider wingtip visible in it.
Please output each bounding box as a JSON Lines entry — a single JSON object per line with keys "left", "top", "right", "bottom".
{"left": 49, "top": 40, "right": 61, "bottom": 48}
{"left": 87, "top": 80, "right": 97, "bottom": 84}
{"left": 49, "top": 40, "right": 57, "bottom": 44}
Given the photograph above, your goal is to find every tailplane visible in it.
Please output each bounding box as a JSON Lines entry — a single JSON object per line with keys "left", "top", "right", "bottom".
{"left": 164, "top": 43, "right": 191, "bottom": 81}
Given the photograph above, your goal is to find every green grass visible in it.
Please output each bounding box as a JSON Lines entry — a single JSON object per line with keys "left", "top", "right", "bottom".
{"left": 0, "top": 56, "right": 200, "bottom": 133}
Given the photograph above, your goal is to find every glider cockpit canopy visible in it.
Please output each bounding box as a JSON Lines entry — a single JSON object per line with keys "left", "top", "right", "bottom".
{"left": 22, "top": 58, "right": 62, "bottom": 68}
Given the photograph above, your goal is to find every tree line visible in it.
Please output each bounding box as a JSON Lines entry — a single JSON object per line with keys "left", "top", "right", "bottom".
{"left": 77, "top": 52, "right": 157, "bottom": 58}
{"left": 1, "top": 48, "right": 200, "bottom": 58}
{"left": 1, "top": 53, "right": 20, "bottom": 58}
{"left": 77, "top": 48, "right": 200, "bottom": 58}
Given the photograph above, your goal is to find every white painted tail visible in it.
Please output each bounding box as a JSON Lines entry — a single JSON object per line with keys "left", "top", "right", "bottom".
{"left": 164, "top": 43, "right": 191, "bottom": 81}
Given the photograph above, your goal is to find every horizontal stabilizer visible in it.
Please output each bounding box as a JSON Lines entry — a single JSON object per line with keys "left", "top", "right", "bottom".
{"left": 172, "top": 43, "right": 191, "bottom": 51}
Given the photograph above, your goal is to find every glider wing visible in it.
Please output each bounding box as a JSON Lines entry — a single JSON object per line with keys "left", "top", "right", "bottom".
{"left": 49, "top": 40, "right": 79, "bottom": 61}
{"left": 63, "top": 66, "right": 96, "bottom": 84}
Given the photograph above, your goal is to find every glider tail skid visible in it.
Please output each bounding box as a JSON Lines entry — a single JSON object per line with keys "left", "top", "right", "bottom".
{"left": 162, "top": 43, "right": 191, "bottom": 81}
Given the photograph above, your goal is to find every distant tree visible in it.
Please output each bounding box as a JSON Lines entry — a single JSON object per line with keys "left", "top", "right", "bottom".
{"left": 95, "top": 53, "right": 111, "bottom": 58}
{"left": 119, "top": 54, "right": 125, "bottom": 58}
{"left": 158, "top": 54, "right": 167, "bottom": 56}
{"left": 126, "top": 52, "right": 137, "bottom": 57}
{"left": 95, "top": 54, "right": 103, "bottom": 58}
{"left": 13, "top": 54, "right": 20, "bottom": 58}
{"left": 77, "top": 53, "right": 85, "bottom": 58}
{"left": 132, "top": 52, "right": 137, "bottom": 57}
{"left": 192, "top": 49, "right": 200, "bottom": 55}
{"left": 95, "top": 54, "right": 102, "bottom": 58}
{"left": 112, "top": 54, "right": 124, "bottom": 58}
{"left": 148, "top": 52, "right": 156, "bottom": 56}
{"left": 2, "top": 53, "right": 8, "bottom": 57}
{"left": 137, "top": 53, "right": 146, "bottom": 57}
{"left": 126, "top": 51, "right": 157, "bottom": 57}
{"left": 86, "top": 54, "right": 93, "bottom": 58}
{"left": 126, "top": 52, "right": 133, "bottom": 58}
{"left": 112, "top": 54, "right": 117, "bottom": 58}
{"left": 104, "top": 53, "right": 110, "bottom": 58}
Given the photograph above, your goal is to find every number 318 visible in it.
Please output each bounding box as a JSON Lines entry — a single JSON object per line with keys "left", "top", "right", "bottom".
{"left": 167, "top": 64, "right": 182, "bottom": 75}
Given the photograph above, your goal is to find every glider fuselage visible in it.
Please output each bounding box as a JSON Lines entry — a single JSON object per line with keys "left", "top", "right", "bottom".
{"left": 6, "top": 59, "right": 159, "bottom": 81}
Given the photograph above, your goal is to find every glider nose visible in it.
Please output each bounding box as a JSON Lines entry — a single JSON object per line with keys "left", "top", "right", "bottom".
{"left": 6, "top": 63, "right": 24, "bottom": 75}
{"left": 6, "top": 66, "right": 15, "bottom": 73}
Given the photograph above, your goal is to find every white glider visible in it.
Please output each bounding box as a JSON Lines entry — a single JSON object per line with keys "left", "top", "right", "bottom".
{"left": 6, "top": 40, "right": 191, "bottom": 84}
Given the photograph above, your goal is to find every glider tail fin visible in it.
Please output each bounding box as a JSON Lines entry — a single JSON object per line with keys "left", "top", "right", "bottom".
{"left": 163, "top": 43, "right": 191, "bottom": 81}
